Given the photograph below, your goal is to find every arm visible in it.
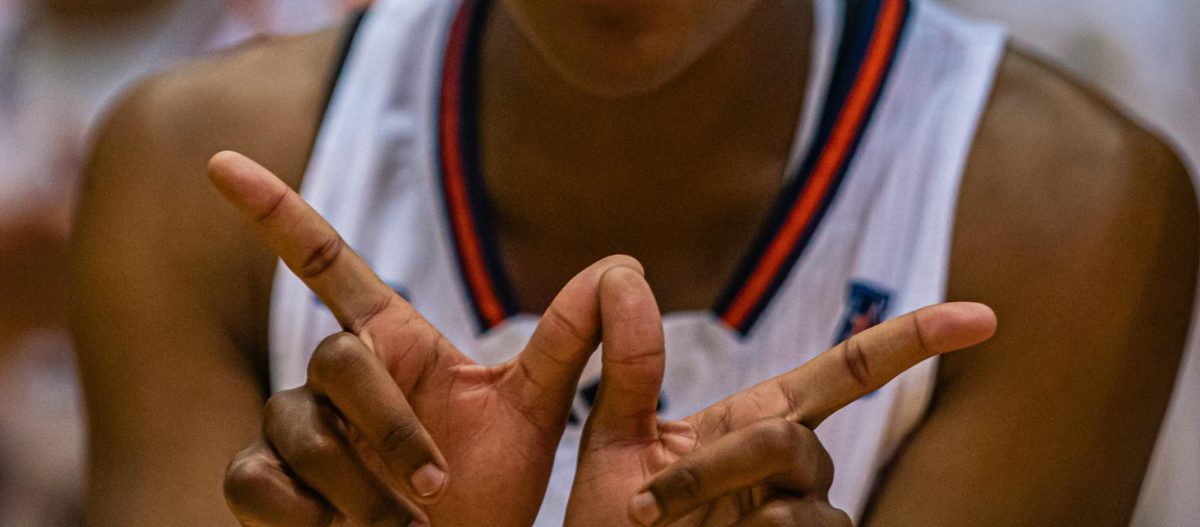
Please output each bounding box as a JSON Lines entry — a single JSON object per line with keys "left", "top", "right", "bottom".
{"left": 862, "top": 51, "right": 1198, "bottom": 526}
{"left": 73, "top": 82, "right": 267, "bottom": 526}
{"left": 72, "top": 30, "right": 342, "bottom": 525}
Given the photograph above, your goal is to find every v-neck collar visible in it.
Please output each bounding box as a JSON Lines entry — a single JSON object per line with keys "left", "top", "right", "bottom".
{"left": 437, "top": 0, "right": 913, "bottom": 336}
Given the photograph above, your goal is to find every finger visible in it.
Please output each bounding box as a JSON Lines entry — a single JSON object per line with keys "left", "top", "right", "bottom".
{"left": 584, "top": 266, "right": 666, "bottom": 443}
{"left": 307, "top": 333, "right": 448, "bottom": 502}
{"left": 225, "top": 441, "right": 332, "bottom": 526}
{"left": 209, "top": 151, "right": 466, "bottom": 388}
{"left": 728, "top": 499, "right": 853, "bottom": 527}
{"left": 629, "top": 418, "right": 831, "bottom": 526}
{"left": 770, "top": 302, "right": 996, "bottom": 428}
{"left": 263, "top": 388, "right": 425, "bottom": 526}
{"left": 783, "top": 302, "right": 996, "bottom": 427}
{"left": 503, "top": 255, "right": 645, "bottom": 426}
{"left": 207, "top": 151, "right": 403, "bottom": 336}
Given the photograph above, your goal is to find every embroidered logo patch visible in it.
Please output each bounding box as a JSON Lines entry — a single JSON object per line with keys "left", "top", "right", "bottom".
{"left": 834, "top": 282, "right": 891, "bottom": 344}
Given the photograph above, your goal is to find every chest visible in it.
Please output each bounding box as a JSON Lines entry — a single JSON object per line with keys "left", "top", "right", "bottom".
{"left": 484, "top": 154, "right": 788, "bottom": 314}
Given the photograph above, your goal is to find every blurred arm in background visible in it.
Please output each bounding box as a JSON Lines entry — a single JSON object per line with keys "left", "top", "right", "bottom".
{"left": 0, "top": 1, "right": 348, "bottom": 525}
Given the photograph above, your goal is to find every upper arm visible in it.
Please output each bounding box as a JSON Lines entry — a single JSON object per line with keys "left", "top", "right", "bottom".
{"left": 71, "top": 30, "right": 340, "bottom": 525}
{"left": 863, "top": 51, "right": 1199, "bottom": 526}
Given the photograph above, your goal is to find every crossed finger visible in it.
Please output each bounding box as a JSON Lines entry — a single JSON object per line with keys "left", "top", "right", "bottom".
{"left": 627, "top": 303, "right": 996, "bottom": 524}
{"left": 699, "top": 302, "right": 997, "bottom": 432}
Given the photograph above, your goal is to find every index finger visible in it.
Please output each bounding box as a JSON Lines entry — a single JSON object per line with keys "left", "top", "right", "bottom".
{"left": 208, "top": 151, "right": 401, "bottom": 335}
{"left": 715, "top": 303, "right": 996, "bottom": 430}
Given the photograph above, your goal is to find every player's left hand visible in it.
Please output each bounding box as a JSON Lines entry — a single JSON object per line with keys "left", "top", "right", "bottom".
{"left": 563, "top": 269, "right": 996, "bottom": 526}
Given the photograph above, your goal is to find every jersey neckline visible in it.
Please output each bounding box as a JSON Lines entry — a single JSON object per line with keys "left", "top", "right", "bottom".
{"left": 436, "top": 0, "right": 913, "bottom": 336}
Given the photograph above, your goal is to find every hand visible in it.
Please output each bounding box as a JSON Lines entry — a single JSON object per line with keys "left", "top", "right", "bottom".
{"left": 564, "top": 268, "right": 996, "bottom": 526}
{"left": 209, "top": 151, "right": 638, "bottom": 526}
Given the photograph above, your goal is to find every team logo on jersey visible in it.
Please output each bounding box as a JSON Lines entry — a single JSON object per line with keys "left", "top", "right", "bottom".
{"left": 834, "top": 282, "right": 891, "bottom": 344}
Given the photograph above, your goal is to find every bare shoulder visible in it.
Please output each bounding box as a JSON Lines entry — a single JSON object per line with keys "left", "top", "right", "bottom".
{"left": 97, "top": 27, "right": 344, "bottom": 188}
{"left": 951, "top": 47, "right": 1197, "bottom": 326}
{"left": 947, "top": 46, "right": 1198, "bottom": 420}
{"left": 956, "top": 48, "right": 1196, "bottom": 264}
{"left": 878, "top": 47, "right": 1200, "bottom": 524}
{"left": 78, "top": 27, "right": 345, "bottom": 365}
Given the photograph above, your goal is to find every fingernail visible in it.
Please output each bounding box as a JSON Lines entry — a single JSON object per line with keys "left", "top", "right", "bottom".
{"left": 411, "top": 464, "right": 445, "bottom": 497}
{"left": 629, "top": 492, "right": 662, "bottom": 526}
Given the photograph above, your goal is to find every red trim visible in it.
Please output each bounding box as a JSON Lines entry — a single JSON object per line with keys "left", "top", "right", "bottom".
{"left": 440, "top": 0, "right": 507, "bottom": 328}
{"left": 721, "top": 0, "right": 907, "bottom": 329}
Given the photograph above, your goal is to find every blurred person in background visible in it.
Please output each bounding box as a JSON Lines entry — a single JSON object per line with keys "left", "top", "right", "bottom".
{"left": 939, "top": 2, "right": 1200, "bottom": 524}
{"left": 0, "top": 0, "right": 353, "bottom": 524}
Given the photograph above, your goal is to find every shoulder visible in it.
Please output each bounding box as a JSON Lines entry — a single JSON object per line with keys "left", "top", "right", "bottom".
{"left": 76, "top": 27, "right": 345, "bottom": 357}
{"left": 961, "top": 48, "right": 1195, "bottom": 238}
{"left": 952, "top": 47, "right": 1197, "bottom": 314}
{"left": 71, "top": 31, "right": 352, "bottom": 523}
{"left": 947, "top": 45, "right": 1197, "bottom": 503}
{"left": 865, "top": 48, "right": 1199, "bottom": 524}
{"left": 94, "top": 27, "right": 344, "bottom": 188}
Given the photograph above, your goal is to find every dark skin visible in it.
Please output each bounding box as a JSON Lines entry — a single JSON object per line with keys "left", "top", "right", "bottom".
{"left": 74, "top": 0, "right": 1197, "bottom": 524}
{"left": 481, "top": 1, "right": 811, "bottom": 311}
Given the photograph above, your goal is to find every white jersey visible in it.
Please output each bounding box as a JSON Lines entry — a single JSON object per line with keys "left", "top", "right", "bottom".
{"left": 269, "top": 0, "right": 1005, "bottom": 523}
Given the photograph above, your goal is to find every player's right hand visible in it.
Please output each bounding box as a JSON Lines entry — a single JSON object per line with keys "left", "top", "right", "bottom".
{"left": 209, "top": 151, "right": 637, "bottom": 526}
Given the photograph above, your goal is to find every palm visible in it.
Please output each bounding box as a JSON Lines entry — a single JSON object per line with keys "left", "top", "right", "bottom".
{"left": 353, "top": 352, "right": 564, "bottom": 524}
{"left": 565, "top": 289, "right": 996, "bottom": 526}
{"left": 211, "top": 151, "right": 625, "bottom": 526}
{"left": 570, "top": 390, "right": 801, "bottom": 526}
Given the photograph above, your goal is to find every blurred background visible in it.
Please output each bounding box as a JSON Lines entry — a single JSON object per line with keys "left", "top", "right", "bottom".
{"left": 0, "top": 1, "right": 363, "bottom": 525}
{"left": 0, "top": 0, "right": 1194, "bottom": 525}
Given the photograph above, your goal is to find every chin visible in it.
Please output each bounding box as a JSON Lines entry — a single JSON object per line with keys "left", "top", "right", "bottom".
{"left": 500, "top": 0, "right": 759, "bottom": 99}
{"left": 537, "top": 36, "right": 702, "bottom": 99}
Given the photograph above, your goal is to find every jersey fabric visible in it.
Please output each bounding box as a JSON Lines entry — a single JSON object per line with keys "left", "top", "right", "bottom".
{"left": 269, "top": 0, "right": 1006, "bottom": 523}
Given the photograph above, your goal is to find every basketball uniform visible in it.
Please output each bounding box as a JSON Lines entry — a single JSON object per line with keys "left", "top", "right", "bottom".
{"left": 269, "top": 0, "right": 1007, "bottom": 523}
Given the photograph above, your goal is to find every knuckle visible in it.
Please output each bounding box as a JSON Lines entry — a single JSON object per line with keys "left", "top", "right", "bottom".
{"left": 360, "top": 499, "right": 408, "bottom": 527}
{"left": 298, "top": 233, "right": 344, "bottom": 279}
{"left": 758, "top": 502, "right": 799, "bottom": 526}
{"left": 377, "top": 417, "right": 426, "bottom": 459}
{"left": 541, "top": 304, "right": 592, "bottom": 349}
{"left": 598, "top": 254, "right": 644, "bottom": 274}
{"left": 307, "top": 333, "right": 366, "bottom": 386}
{"left": 251, "top": 185, "right": 289, "bottom": 223}
{"left": 660, "top": 463, "right": 704, "bottom": 501}
{"left": 908, "top": 311, "right": 933, "bottom": 355}
{"left": 286, "top": 431, "right": 343, "bottom": 471}
{"left": 839, "top": 336, "right": 873, "bottom": 391}
{"left": 826, "top": 507, "right": 853, "bottom": 527}
{"left": 756, "top": 417, "right": 803, "bottom": 456}
{"left": 754, "top": 419, "right": 831, "bottom": 489}
{"left": 223, "top": 452, "right": 273, "bottom": 506}
{"left": 815, "top": 442, "right": 836, "bottom": 488}
{"left": 263, "top": 394, "right": 286, "bottom": 423}
{"left": 262, "top": 389, "right": 303, "bottom": 432}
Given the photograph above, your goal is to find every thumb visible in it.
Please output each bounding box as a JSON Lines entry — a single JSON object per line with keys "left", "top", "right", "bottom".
{"left": 502, "top": 256, "right": 645, "bottom": 428}
{"left": 585, "top": 266, "right": 666, "bottom": 443}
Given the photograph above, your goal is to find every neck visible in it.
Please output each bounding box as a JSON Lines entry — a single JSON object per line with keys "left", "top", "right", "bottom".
{"left": 479, "top": 0, "right": 813, "bottom": 186}
{"left": 475, "top": 0, "right": 817, "bottom": 312}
